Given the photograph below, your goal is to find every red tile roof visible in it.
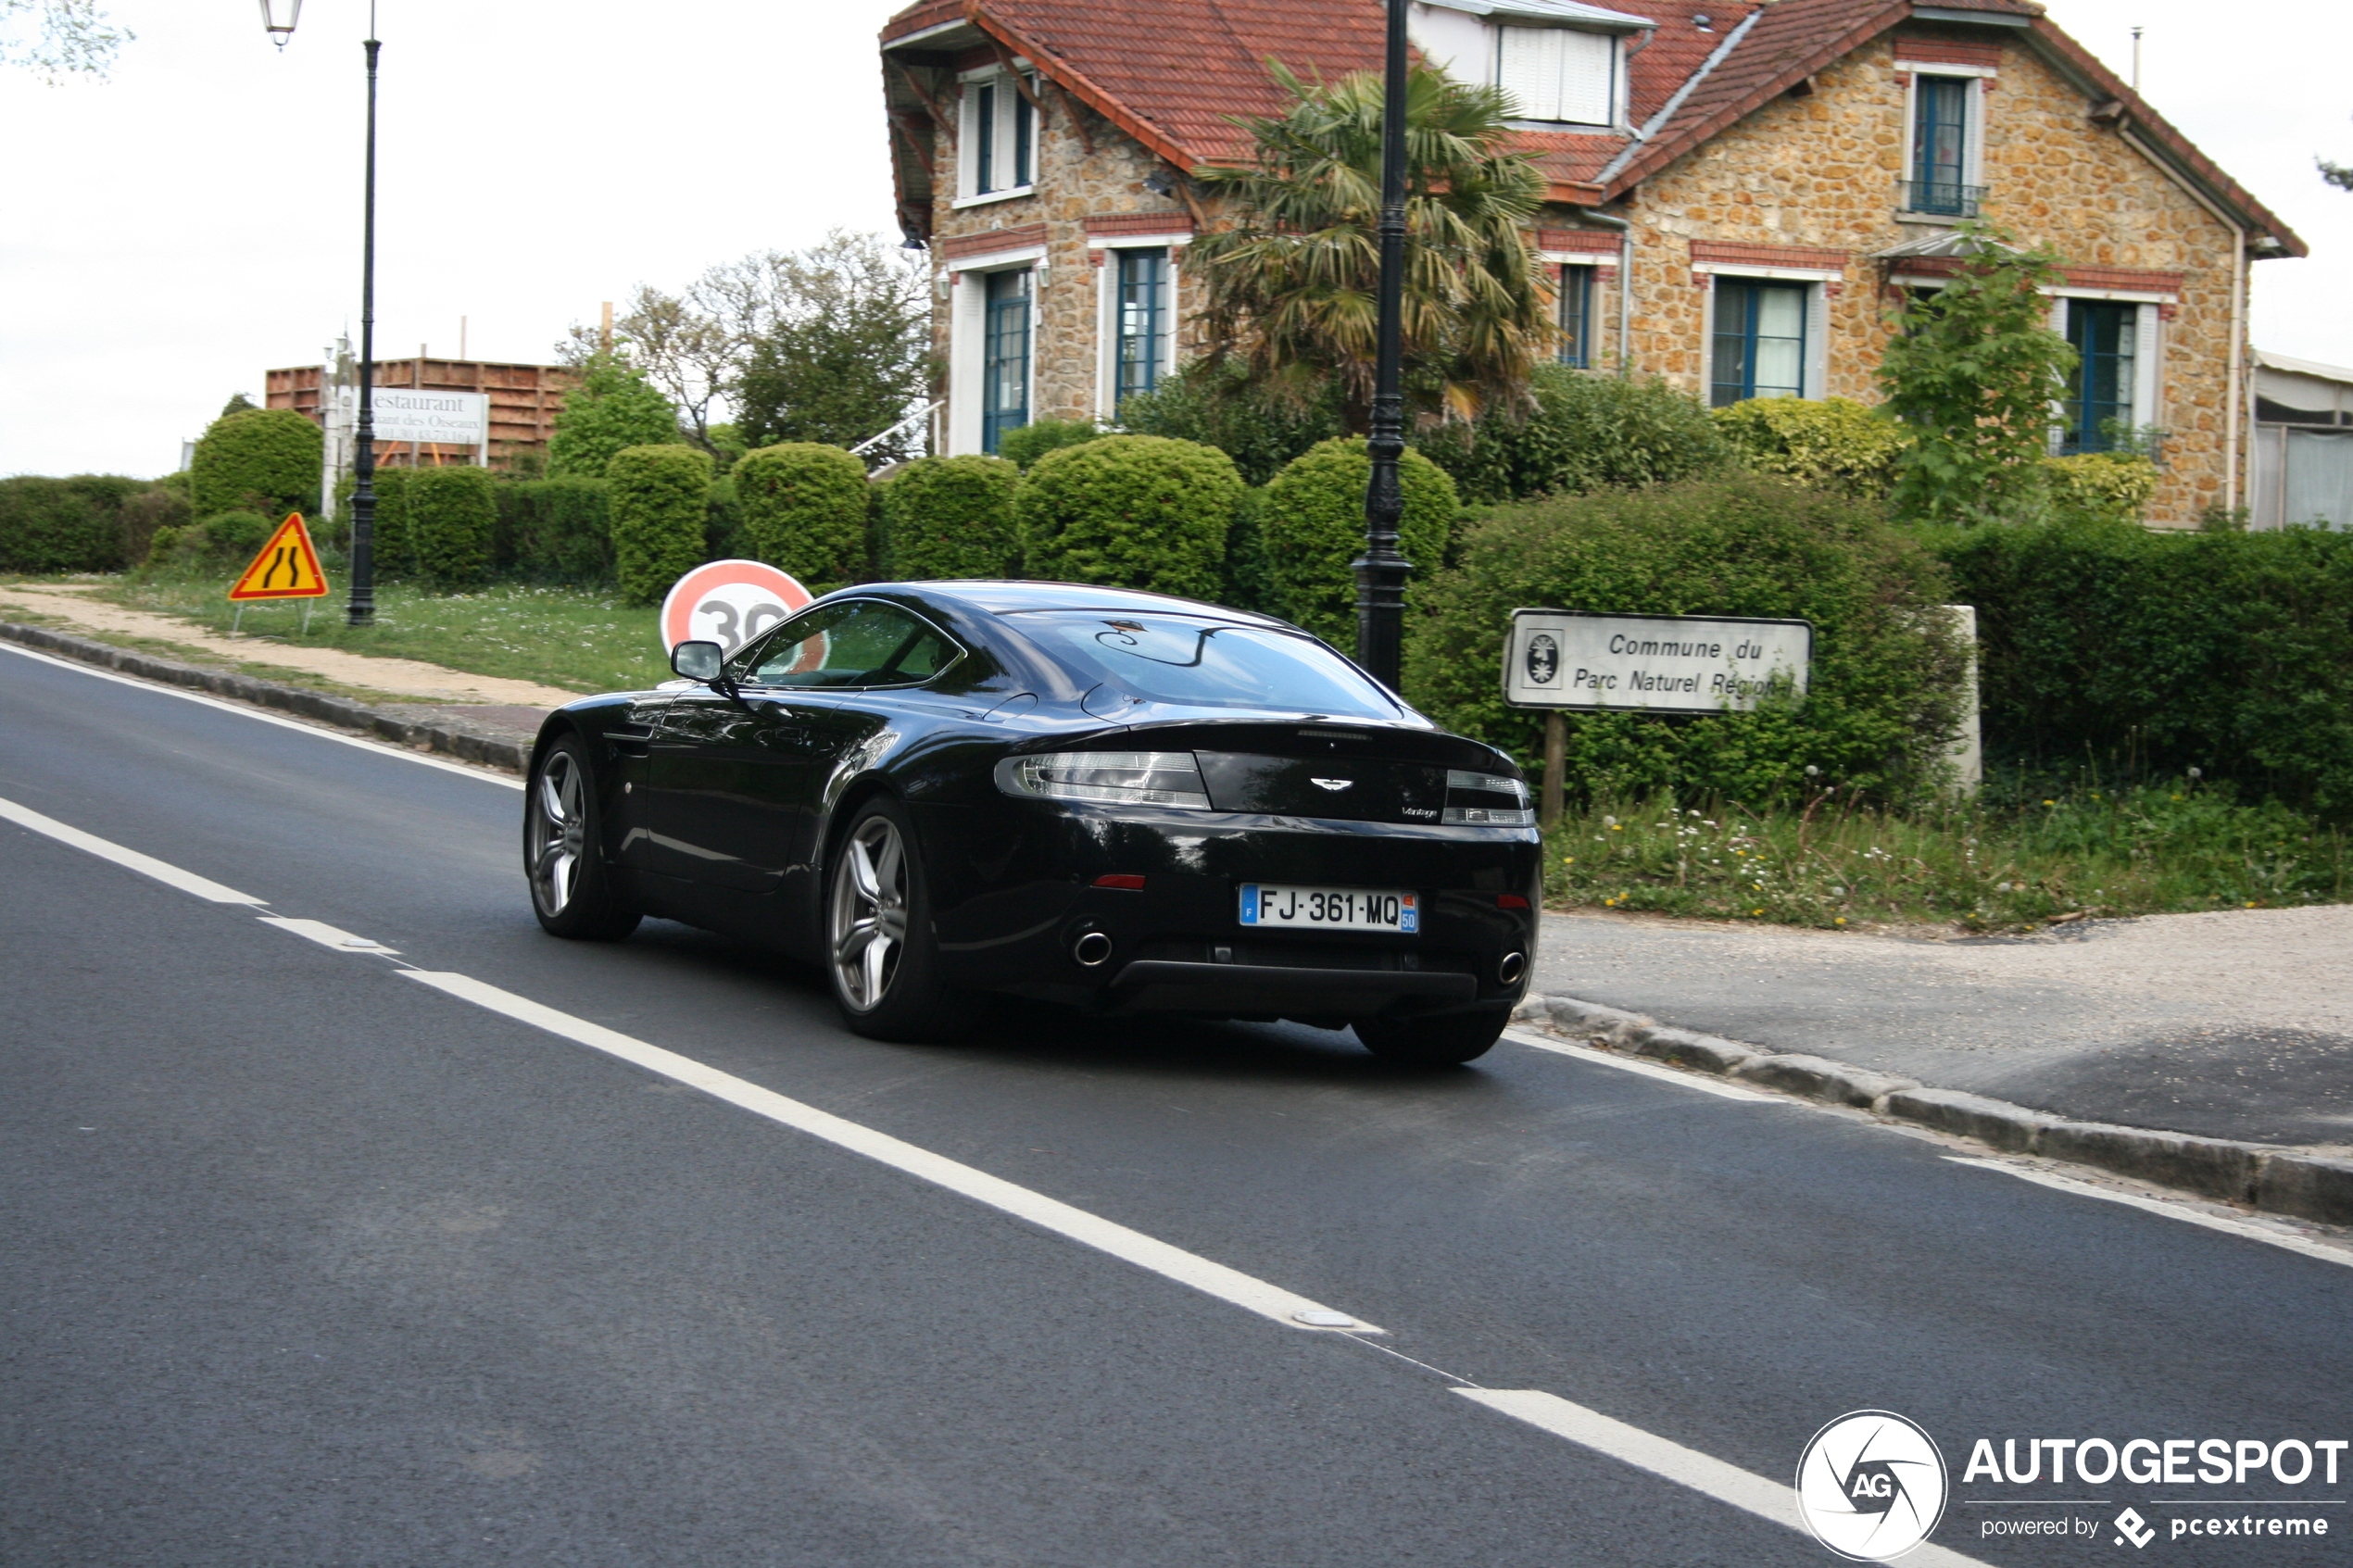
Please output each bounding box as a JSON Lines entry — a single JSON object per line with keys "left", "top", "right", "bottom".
{"left": 880, "top": 0, "right": 2302, "bottom": 256}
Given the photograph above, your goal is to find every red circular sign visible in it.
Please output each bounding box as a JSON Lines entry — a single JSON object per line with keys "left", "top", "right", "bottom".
{"left": 659, "top": 559, "right": 813, "bottom": 659}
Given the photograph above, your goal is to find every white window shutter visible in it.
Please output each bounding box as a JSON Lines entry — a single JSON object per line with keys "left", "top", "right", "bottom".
{"left": 1556, "top": 30, "right": 1615, "bottom": 125}
{"left": 1497, "top": 28, "right": 1560, "bottom": 119}
{"left": 2133, "top": 302, "right": 2160, "bottom": 433}
{"left": 2047, "top": 296, "right": 2070, "bottom": 454}
{"left": 1805, "top": 283, "right": 1829, "bottom": 399}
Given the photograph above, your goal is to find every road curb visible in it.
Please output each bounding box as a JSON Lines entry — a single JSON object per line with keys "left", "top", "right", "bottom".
{"left": 0, "top": 618, "right": 532, "bottom": 772}
{"left": 1513, "top": 992, "right": 2353, "bottom": 1228}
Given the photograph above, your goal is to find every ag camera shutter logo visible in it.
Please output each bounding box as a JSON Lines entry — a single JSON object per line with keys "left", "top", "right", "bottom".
{"left": 1794, "top": 1411, "right": 1949, "bottom": 1561}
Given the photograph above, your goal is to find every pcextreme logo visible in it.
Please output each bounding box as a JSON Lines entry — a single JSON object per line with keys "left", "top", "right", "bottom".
{"left": 1795, "top": 1410, "right": 1951, "bottom": 1562}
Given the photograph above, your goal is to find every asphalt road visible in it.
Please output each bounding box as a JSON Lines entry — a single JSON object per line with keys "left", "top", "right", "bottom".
{"left": 4, "top": 642, "right": 2349, "bottom": 1567}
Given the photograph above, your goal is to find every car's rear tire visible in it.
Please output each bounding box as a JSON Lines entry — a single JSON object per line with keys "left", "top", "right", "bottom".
{"left": 1354, "top": 1007, "right": 1508, "bottom": 1067}
{"left": 825, "top": 797, "right": 968, "bottom": 1042}
{"left": 525, "top": 736, "right": 641, "bottom": 941}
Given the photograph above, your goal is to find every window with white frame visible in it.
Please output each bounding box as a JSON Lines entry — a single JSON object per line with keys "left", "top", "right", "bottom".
{"left": 1113, "top": 248, "right": 1171, "bottom": 410}
{"left": 1896, "top": 64, "right": 1991, "bottom": 218}
{"left": 1707, "top": 274, "right": 1829, "bottom": 405}
{"left": 1557, "top": 263, "right": 1595, "bottom": 369}
{"left": 2056, "top": 297, "right": 2161, "bottom": 454}
{"left": 960, "top": 69, "right": 1036, "bottom": 200}
{"left": 1497, "top": 26, "right": 1616, "bottom": 125}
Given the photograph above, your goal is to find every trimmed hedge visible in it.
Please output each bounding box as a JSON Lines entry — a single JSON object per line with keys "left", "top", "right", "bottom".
{"left": 1712, "top": 396, "right": 1909, "bottom": 500}
{"left": 405, "top": 466, "right": 497, "bottom": 583}
{"left": 608, "top": 444, "right": 712, "bottom": 606}
{"left": 2042, "top": 451, "right": 2159, "bottom": 526}
{"left": 1262, "top": 437, "right": 1458, "bottom": 646}
{"left": 191, "top": 408, "right": 321, "bottom": 518}
{"left": 1935, "top": 520, "right": 2353, "bottom": 814}
{"left": 0, "top": 474, "right": 149, "bottom": 572}
{"left": 875, "top": 455, "right": 1021, "bottom": 580}
{"left": 1412, "top": 366, "right": 1731, "bottom": 504}
{"left": 1406, "top": 475, "right": 1969, "bottom": 804}
{"left": 1017, "top": 434, "right": 1241, "bottom": 602}
{"left": 996, "top": 418, "right": 1103, "bottom": 471}
{"left": 331, "top": 467, "right": 414, "bottom": 571}
{"left": 734, "top": 443, "right": 869, "bottom": 593}
{"left": 499, "top": 477, "right": 611, "bottom": 583}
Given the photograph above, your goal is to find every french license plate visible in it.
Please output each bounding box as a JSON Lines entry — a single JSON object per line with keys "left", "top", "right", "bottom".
{"left": 1239, "top": 884, "right": 1418, "bottom": 933}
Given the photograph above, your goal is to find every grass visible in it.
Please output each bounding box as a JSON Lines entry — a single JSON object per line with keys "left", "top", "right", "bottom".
{"left": 1545, "top": 779, "right": 2353, "bottom": 932}
{"left": 83, "top": 568, "right": 670, "bottom": 696}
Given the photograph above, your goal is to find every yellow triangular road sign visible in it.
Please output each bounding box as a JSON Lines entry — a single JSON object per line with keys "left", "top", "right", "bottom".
{"left": 228, "top": 512, "right": 330, "bottom": 600}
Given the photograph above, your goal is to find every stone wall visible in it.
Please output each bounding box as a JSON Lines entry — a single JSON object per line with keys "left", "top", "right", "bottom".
{"left": 1603, "top": 31, "right": 2246, "bottom": 525}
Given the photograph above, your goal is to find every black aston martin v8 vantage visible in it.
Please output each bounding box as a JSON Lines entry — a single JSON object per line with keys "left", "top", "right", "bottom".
{"left": 523, "top": 582, "right": 1541, "bottom": 1064}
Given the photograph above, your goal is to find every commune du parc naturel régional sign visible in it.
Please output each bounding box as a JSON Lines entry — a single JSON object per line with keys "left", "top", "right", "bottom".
{"left": 1504, "top": 608, "right": 1812, "bottom": 714}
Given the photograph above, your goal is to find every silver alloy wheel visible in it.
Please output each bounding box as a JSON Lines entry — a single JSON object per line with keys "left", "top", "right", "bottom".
{"left": 830, "top": 813, "right": 908, "bottom": 1011}
{"left": 530, "top": 750, "right": 587, "bottom": 916}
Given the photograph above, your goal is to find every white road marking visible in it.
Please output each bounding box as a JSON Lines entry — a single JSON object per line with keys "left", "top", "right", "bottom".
{"left": 0, "top": 639, "right": 528, "bottom": 790}
{"left": 401, "top": 969, "right": 1383, "bottom": 1336}
{"left": 1503, "top": 1027, "right": 1781, "bottom": 1101}
{"left": 1455, "top": 1390, "right": 1997, "bottom": 1568}
{"left": 1945, "top": 1157, "right": 2353, "bottom": 1270}
{"left": 0, "top": 792, "right": 264, "bottom": 903}
{"left": 258, "top": 916, "right": 401, "bottom": 955}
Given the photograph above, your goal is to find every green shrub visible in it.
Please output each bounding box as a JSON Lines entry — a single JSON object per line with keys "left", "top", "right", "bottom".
{"left": 0, "top": 474, "right": 148, "bottom": 572}
{"left": 499, "top": 477, "right": 611, "bottom": 583}
{"left": 404, "top": 466, "right": 497, "bottom": 583}
{"left": 607, "top": 444, "right": 712, "bottom": 606}
{"left": 996, "top": 418, "right": 1105, "bottom": 470}
{"left": 1222, "top": 486, "right": 1277, "bottom": 614}
{"left": 1935, "top": 521, "right": 2353, "bottom": 814}
{"left": 875, "top": 455, "right": 1021, "bottom": 580}
{"left": 1405, "top": 475, "right": 1969, "bottom": 803}
{"left": 548, "top": 356, "right": 681, "bottom": 479}
{"left": 146, "top": 510, "right": 273, "bottom": 571}
{"left": 1017, "top": 434, "right": 1242, "bottom": 601}
{"left": 190, "top": 408, "right": 321, "bottom": 518}
{"left": 733, "top": 443, "right": 870, "bottom": 593}
{"left": 331, "top": 467, "right": 414, "bottom": 571}
{"left": 1412, "top": 366, "right": 1731, "bottom": 504}
{"left": 2041, "top": 451, "right": 2159, "bottom": 526}
{"left": 1261, "top": 437, "right": 1457, "bottom": 645}
{"left": 1116, "top": 359, "right": 1346, "bottom": 485}
{"left": 1712, "top": 396, "right": 1909, "bottom": 499}
{"left": 705, "top": 475, "right": 739, "bottom": 561}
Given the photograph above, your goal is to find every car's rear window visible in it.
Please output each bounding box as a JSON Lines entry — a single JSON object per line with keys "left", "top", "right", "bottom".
{"left": 1024, "top": 613, "right": 1403, "bottom": 719}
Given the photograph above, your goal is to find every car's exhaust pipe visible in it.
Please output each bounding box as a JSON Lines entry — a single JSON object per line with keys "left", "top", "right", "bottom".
{"left": 1073, "top": 931, "right": 1114, "bottom": 968}
{"left": 1498, "top": 950, "right": 1527, "bottom": 985}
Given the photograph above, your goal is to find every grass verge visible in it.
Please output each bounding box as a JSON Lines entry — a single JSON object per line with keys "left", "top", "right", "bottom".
{"left": 83, "top": 571, "right": 668, "bottom": 695}
{"left": 0, "top": 594, "right": 434, "bottom": 709}
{"left": 1545, "top": 780, "right": 2352, "bottom": 932}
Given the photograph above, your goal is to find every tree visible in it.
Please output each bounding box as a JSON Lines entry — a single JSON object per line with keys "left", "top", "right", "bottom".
{"left": 220, "top": 392, "right": 258, "bottom": 418}
{"left": 734, "top": 232, "right": 931, "bottom": 464}
{"left": 1875, "top": 225, "right": 2076, "bottom": 526}
{"left": 1188, "top": 61, "right": 1554, "bottom": 432}
{"left": 2, "top": 0, "right": 130, "bottom": 82}
{"left": 547, "top": 356, "right": 682, "bottom": 479}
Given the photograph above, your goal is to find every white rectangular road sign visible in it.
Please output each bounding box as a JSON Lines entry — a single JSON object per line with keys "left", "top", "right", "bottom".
{"left": 1504, "top": 608, "right": 1812, "bottom": 714}
{"left": 371, "top": 388, "right": 489, "bottom": 448}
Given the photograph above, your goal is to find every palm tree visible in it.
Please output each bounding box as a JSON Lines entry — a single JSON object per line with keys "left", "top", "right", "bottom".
{"left": 1189, "top": 61, "right": 1554, "bottom": 432}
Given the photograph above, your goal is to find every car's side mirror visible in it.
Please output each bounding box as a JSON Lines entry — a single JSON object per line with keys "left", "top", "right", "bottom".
{"left": 671, "top": 640, "right": 724, "bottom": 683}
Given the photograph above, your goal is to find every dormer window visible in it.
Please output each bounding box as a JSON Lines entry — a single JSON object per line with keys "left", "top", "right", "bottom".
{"left": 958, "top": 66, "right": 1036, "bottom": 203}
{"left": 1498, "top": 25, "right": 1616, "bottom": 124}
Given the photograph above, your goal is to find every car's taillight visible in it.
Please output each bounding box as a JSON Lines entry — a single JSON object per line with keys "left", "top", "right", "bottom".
{"left": 996, "top": 751, "right": 1213, "bottom": 809}
{"left": 1442, "top": 769, "right": 1535, "bottom": 826}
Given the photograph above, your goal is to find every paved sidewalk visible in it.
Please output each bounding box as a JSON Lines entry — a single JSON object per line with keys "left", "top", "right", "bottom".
{"left": 1534, "top": 906, "right": 2353, "bottom": 1150}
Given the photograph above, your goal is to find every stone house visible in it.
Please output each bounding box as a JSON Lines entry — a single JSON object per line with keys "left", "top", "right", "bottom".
{"left": 879, "top": 0, "right": 2302, "bottom": 524}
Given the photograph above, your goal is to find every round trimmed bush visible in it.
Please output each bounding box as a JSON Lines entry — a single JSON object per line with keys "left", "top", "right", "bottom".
{"left": 500, "top": 477, "right": 612, "bottom": 583}
{"left": 405, "top": 466, "right": 497, "bottom": 583}
{"left": 190, "top": 408, "right": 321, "bottom": 518}
{"left": 607, "top": 445, "right": 713, "bottom": 606}
{"left": 996, "top": 418, "right": 1103, "bottom": 471}
{"left": 1017, "top": 434, "right": 1242, "bottom": 601}
{"left": 1405, "top": 474, "right": 1969, "bottom": 805}
{"left": 734, "top": 442, "right": 870, "bottom": 593}
{"left": 1262, "top": 437, "right": 1457, "bottom": 646}
{"left": 0, "top": 474, "right": 147, "bottom": 572}
{"left": 875, "top": 455, "right": 1020, "bottom": 580}
{"left": 1711, "top": 396, "right": 1909, "bottom": 499}
{"left": 1412, "top": 366, "right": 1730, "bottom": 504}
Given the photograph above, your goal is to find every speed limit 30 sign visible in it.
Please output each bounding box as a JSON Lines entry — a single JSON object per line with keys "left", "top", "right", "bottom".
{"left": 659, "top": 559, "right": 813, "bottom": 659}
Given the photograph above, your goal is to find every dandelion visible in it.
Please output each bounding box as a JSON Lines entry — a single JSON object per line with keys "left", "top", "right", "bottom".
{"left": 2188, "top": 767, "right": 2203, "bottom": 781}
{"left": 1752, "top": 908, "right": 1765, "bottom": 916}
{"left": 2171, "top": 794, "right": 2183, "bottom": 802}
{"left": 1829, "top": 885, "right": 1845, "bottom": 897}
{"left": 2042, "top": 798, "right": 2055, "bottom": 807}
{"left": 1805, "top": 765, "right": 1819, "bottom": 777}
{"left": 1563, "top": 856, "right": 1575, "bottom": 864}
{"left": 1834, "top": 917, "right": 1846, "bottom": 925}
{"left": 1602, "top": 815, "right": 1617, "bottom": 828}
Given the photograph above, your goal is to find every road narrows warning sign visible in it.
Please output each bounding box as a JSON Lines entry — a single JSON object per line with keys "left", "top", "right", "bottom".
{"left": 228, "top": 513, "right": 330, "bottom": 601}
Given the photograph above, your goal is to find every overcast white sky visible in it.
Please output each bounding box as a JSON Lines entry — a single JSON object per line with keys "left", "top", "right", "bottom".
{"left": 2, "top": 0, "right": 2347, "bottom": 479}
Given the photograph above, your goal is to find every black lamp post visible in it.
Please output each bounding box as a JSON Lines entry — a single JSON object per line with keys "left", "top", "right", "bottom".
{"left": 1353, "top": 0, "right": 1412, "bottom": 690}
{"left": 261, "top": 0, "right": 381, "bottom": 627}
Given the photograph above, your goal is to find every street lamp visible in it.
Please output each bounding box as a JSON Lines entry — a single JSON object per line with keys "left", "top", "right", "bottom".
{"left": 1353, "top": 0, "right": 1411, "bottom": 690}
{"left": 263, "top": 0, "right": 381, "bottom": 627}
